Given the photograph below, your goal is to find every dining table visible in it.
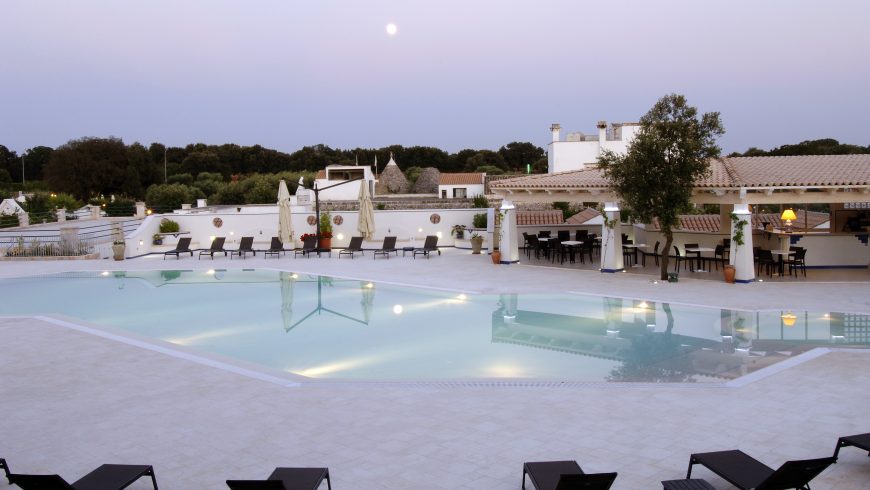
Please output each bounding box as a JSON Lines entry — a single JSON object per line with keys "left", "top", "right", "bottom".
{"left": 622, "top": 243, "right": 647, "bottom": 267}
{"left": 684, "top": 246, "right": 715, "bottom": 272}
{"left": 770, "top": 250, "right": 795, "bottom": 276}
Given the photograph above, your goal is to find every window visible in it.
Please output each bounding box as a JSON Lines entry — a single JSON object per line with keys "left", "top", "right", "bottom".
{"left": 453, "top": 188, "right": 467, "bottom": 198}
{"left": 441, "top": 189, "right": 447, "bottom": 199}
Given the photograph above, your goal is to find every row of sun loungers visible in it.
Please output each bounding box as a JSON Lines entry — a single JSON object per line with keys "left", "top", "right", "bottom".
{"left": 162, "top": 236, "right": 441, "bottom": 260}
{"left": 5, "top": 432, "right": 865, "bottom": 488}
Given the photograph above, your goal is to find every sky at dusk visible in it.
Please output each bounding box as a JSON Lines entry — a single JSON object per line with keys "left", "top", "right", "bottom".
{"left": 2, "top": 0, "right": 869, "bottom": 156}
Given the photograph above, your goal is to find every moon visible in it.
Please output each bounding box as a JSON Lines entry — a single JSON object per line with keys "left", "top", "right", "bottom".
{"left": 386, "top": 23, "right": 397, "bottom": 36}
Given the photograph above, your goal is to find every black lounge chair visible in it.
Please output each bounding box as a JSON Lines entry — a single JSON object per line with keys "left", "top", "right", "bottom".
{"left": 227, "top": 467, "right": 330, "bottom": 490}
{"left": 230, "top": 236, "right": 255, "bottom": 259}
{"left": 522, "top": 461, "right": 617, "bottom": 490}
{"left": 1, "top": 458, "right": 10, "bottom": 484}
{"left": 163, "top": 237, "right": 192, "bottom": 260}
{"left": 199, "top": 237, "right": 227, "bottom": 260}
{"left": 834, "top": 432, "right": 870, "bottom": 458}
{"left": 685, "top": 449, "right": 835, "bottom": 490}
{"left": 9, "top": 463, "right": 158, "bottom": 490}
{"left": 294, "top": 236, "right": 318, "bottom": 258}
{"left": 413, "top": 235, "right": 439, "bottom": 259}
{"left": 338, "top": 236, "right": 364, "bottom": 259}
{"left": 264, "top": 237, "right": 285, "bottom": 257}
{"left": 373, "top": 236, "right": 397, "bottom": 259}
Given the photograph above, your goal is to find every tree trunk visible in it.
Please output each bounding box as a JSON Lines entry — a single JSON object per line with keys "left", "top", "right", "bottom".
{"left": 660, "top": 230, "right": 674, "bottom": 281}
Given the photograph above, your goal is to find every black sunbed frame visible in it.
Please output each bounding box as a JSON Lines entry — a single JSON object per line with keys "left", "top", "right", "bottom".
{"left": 227, "top": 467, "right": 330, "bottom": 490}
{"left": 10, "top": 463, "right": 158, "bottom": 490}
{"left": 522, "top": 460, "right": 617, "bottom": 490}
{"left": 686, "top": 450, "right": 835, "bottom": 490}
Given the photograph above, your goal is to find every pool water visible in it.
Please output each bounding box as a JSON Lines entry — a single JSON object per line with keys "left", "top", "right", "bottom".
{"left": 0, "top": 270, "right": 863, "bottom": 383}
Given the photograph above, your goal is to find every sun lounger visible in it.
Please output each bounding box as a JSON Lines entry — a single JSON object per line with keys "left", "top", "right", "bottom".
{"left": 294, "top": 236, "right": 318, "bottom": 258}
{"left": 685, "top": 449, "right": 835, "bottom": 490}
{"left": 227, "top": 467, "right": 331, "bottom": 490}
{"left": 834, "top": 432, "right": 870, "bottom": 459}
{"left": 373, "top": 236, "right": 397, "bottom": 259}
{"left": 199, "top": 237, "right": 227, "bottom": 260}
{"left": 661, "top": 479, "right": 716, "bottom": 490}
{"left": 413, "top": 235, "right": 439, "bottom": 259}
{"left": 10, "top": 463, "right": 158, "bottom": 490}
{"left": 338, "top": 236, "right": 364, "bottom": 259}
{"left": 230, "top": 236, "right": 255, "bottom": 259}
{"left": 522, "top": 460, "right": 617, "bottom": 490}
{"left": 163, "top": 237, "right": 192, "bottom": 260}
{"left": 264, "top": 237, "right": 285, "bottom": 257}
{"left": 1, "top": 458, "right": 10, "bottom": 484}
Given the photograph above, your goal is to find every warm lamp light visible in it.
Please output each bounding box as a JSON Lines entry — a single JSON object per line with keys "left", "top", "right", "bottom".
{"left": 781, "top": 208, "right": 797, "bottom": 232}
{"left": 781, "top": 312, "right": 797, "bottom": 327}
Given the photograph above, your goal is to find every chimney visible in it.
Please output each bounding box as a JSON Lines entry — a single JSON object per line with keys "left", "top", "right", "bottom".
{"left": 597, "top": 121, "right": 608, "bottom": 143}
{"left": 550, "top": 123, "right": 561, "bottom": 143}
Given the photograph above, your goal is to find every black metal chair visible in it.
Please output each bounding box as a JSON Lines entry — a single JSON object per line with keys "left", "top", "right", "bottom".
{"left": 338, "top": 236, "right": 364, "bottom": 259}
{"left": 294, "top": 236, "right": 318, "bottom": 258}
{"left": 10, "top": 464, "right": 158, "bottom": 490}
{"left": 710, "top": 244, "right": 727, "bottom": 270}
{"left": 227, "top": 467, "right": 330, "bottom": 490}
{"left": 685, "top": 449, "right": 835, "bottom": 490}
{"left": 163, "top": 237, "right": 192, "bottom": 260}
{"left": 575, "top": 229, "right": 589, "bottom": 242}
{"left": 198, "top": 237, "right": 227, "bottom": 260}
{"left": 786, "top": 248, "right": 807, "bottom": 277}
{"left": 264, "top": 237, "right": 285, "bottom": 257}
{"left": 522, "top": 461, "right": 617, "bottom": 490}
{"left": 538, "top": 231, "right": 551, "bottom": 238}
{"left": 1, "top": 458, "right": 10, "bottom": 484}
{"left": 683, "top": 243, "right": 700, "bottom": 272}
{"left": 557, "top": 230, "right": 570, "bottom": 242}
{"left": 640, "top": 241, "right": 660, "bottom": 267}
{"left": 230, "top": 236, "right": 255, "bottom": 259}
{"left": 756, "top": 249, "right": 775, "bottom": 277}
{"left": 622, "top": 239, "right": 634, "bottom": 267}
{"left": 673, "top": 246, "right": 686, "bottom": 273}
{"left": 413, "top": 235, "right": 439, "bottom": 259}
{"left": 373, "top": 236, "right": 398, "bottom": 259}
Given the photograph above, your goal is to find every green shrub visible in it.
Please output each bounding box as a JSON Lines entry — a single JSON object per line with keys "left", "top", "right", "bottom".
{"left": 471, "top": 195, "right": 489, "bottom": 208}
{"left": 159, "top": 218, "right": 180, "bottom": 233}
{"left": 472, "top": 213, "right": 487, "bottom": 228}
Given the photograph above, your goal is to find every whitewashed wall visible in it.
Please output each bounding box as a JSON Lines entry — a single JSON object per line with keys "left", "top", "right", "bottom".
{"left": 438, "top": 183, "right": 485, "bottom": 199}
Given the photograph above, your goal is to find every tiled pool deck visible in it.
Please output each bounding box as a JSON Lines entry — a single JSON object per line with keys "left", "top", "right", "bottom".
{"left": 1, "top": 250, "right": 869, "bottom": 488}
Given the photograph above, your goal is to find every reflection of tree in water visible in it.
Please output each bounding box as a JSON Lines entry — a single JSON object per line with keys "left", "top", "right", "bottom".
{"left": 607, "top": 303, "right": 697, "bottom": 383}
{"left": 161, "top": 270, "right": 182, "bottom": 282}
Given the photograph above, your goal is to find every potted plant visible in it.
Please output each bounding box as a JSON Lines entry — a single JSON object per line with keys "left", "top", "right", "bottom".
{"left": 491, "top": 210, "right": 503, "bottom": 264}
{"left": 319, "top": 212, "right": 333, "bottom": 249}
{"left": 725, "top": 212, "right": 748, "bottom": 283}
{"left": 470, "top": 233, "right": 484, "bottom": 254}
{"left": 112, "top": 239, "right": 126, "bottom": 260}
{"left": 451, "top": 224, "right": 466, "bottom": 239}
{"left": 153, "top": 234, "right": 163, "bottom": 245}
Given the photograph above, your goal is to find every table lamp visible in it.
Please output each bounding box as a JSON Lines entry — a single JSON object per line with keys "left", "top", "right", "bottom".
{"left": 781, "top": 208, "right": 797, "bottom": 232}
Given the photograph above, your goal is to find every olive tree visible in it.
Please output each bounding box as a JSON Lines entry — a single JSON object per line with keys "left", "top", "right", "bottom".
{"left": 598, "top": 94, "right": 724, "bottom": 280}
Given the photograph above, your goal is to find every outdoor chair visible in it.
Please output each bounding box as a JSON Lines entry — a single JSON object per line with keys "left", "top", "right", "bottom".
{"left": 834, "top": 432, "right": 870, "bottom": 459}
{"left": 373, "top": 236, "right": 398, "bottom": 259}
{"left": 264, "top": 237, "right": 285, "bottom": 257}
{"left": 756, "top": 249, "right": 775, "bottom": 277}
{"left": 527, "top": 235, "right": 541, "bottom": 259}
{"left": 710, "top": 244, "right": 727, "bottom": 270}
{"left": 589, "top": 234, "right": 601, "bottom": 256}
{"left": 338, "top": 236, "right": 364, "bottom": 259}
{"left": 622, "top": 239, "right": 634, "bottom": 267}
{"left": 522, "top": 461, "right": 617, "bottom": 490}
{"left": 683, "top": 243, "right": 700, "bottom": 272}
{"left": 672, "top": 246, "right": 686, "bottom": 273}
{"left": 413, "top": 235, "right": 439, "bottom": 259}
{"left": 230, "top": 236, "right": 255, "bottom": 260}
{"left": 163, "top": 237, "right": 192, "bottom": 260}
{"left": 198, "top": 237, "right": 227, "bottom": 260}
{"left": 294, "top": 236, "right": 318, "bottom": 258}
{"left": 575, "top": 229, "right": 589, "bottom": 242}
{"left": 538, "top": 231, "right": 551, "bottom": 238}
{"left": 785, "top": 248, "right": 807, "bottom": 277}
{"left": 578, "top": 239, "right": 595, "bottom": 264}
{"left": 1, "top": 458, "right": 10, "bottom": 484}
{"left": 557, "top": 230, "right": 570, "bottom": 242}
{"left": 9, "top": 463, "right": 158, "bottom": 490}
{"left": 684, "top": 449, "right": 835, "bottom": 490}
{"left": 522, "top": 232, "right": 533, "bottom": 257}
{"left": 640, "top": 241, "right": 660, "bottom": 267}
{"left": 227, "top": 467, "right": 331, "bottom": 490}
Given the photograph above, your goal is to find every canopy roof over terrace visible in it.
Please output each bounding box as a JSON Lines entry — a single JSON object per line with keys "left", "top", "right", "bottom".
{"left": 490, "top": 154, "right": 870, "bottom": 206}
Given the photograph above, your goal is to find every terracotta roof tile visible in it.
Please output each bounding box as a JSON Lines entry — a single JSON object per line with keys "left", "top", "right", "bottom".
{"left": 439, "top": 173, "right": 485, "bottom": 185}
{"left": 516, "top": 210, "right": 565, "bottom": 225}
{"left": 646, "top": 210, "right": 830, "bottom": 232}
{"left": 565, "top": 207, "right": 601, "bottom": 225}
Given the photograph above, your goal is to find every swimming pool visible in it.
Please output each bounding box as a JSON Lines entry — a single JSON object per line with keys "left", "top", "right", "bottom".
{"left": 0, "top": 269, "right": 863, "bottom": 383}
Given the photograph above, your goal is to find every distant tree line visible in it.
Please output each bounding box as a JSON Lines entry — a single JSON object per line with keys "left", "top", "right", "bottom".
{"left": 729, "top": 138, "right": 870, "bottom": 157}
{"left": 0, "top": 138, "right": 547, "bottom": 210}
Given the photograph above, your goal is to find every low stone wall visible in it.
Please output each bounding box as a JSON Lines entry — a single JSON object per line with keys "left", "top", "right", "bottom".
{"left": 0, "top": 252, "right": 101, "bottom": 261}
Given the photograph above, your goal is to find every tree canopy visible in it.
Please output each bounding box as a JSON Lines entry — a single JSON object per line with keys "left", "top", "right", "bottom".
{"left": 730, "top": 138, "right": 870, "bottom": 157}
{"left": 598, "top": 93, "right": 725, "bottom": 280}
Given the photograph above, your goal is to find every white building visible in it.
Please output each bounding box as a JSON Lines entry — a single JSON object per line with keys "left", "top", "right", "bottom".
{"left": 438, "top": 173, "right": 485, "bottom": 199}
{"left": 312, "top": 164, "right": 377, "bottom": 200}
{"left": 547, "top": 120, "right": 640, "bottom": 173}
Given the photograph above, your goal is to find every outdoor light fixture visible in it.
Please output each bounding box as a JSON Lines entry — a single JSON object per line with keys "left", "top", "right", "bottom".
{"left": 781, "top": 208, "right": 797, "bottom": 232}
{"left": 781, "top": 312, "right": 797, "bottom": 327}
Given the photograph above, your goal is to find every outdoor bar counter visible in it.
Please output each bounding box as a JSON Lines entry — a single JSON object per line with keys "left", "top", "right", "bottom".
{"left": 758, "top": 230, "right": 870, "bottom": 269}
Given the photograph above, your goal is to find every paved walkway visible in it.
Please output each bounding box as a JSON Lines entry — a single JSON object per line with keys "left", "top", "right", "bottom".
{"left": 1, "top": 250, "right": 869, "bottom": 488}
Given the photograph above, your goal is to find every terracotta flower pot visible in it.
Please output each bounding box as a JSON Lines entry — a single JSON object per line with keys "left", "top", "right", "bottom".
{"left": 491, "top": 250, "right": 502, "bottom": 264}
{"left": 724, "top": 264, "right": 736, "bottom": 283}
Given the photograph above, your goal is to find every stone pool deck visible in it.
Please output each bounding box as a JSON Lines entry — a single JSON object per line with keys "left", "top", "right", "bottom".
{"left": 1, "top": 250, "right": 869, "bottom": 488}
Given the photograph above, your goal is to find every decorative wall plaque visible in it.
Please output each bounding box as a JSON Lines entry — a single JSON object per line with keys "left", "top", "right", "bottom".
{"left": 307, "top": 216, "right": 317, "bottom": 226}
{"left": 333, "top": 215, "right": 343, "bottom": 225}
{"left": 212, "top": 217, "right": 223, "bottom": 228}
{"left": 430, "top": 213, "right": 441, "bottom": 224}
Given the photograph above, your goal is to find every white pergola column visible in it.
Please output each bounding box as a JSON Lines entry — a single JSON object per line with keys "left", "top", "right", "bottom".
{"left": 499, "top": 199, "right": 519, "bottom": 264}
{"left": 600, "top": 202, "right": 624, "bottom": 272}
{"left": 731, "top": 203, "right": 755, "bottom": 283}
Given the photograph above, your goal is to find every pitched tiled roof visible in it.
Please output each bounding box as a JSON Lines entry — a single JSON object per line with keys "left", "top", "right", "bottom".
{"left": 516, "top": 210, "right": 565, "bottom": 225}
{"left": 489, "top": 154, "right": 870, "bottom": 190}
{"left": 439, "top": 173, "right": 485, "bottom": 185}
{"left": 315, "top": 170, "right": 325, "bottom": 179}
{"left": 565, "top": 207, "right": 601, "bottom": 225}
{"left": 646, "top": 210, "right": 830, "bottom": 232}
